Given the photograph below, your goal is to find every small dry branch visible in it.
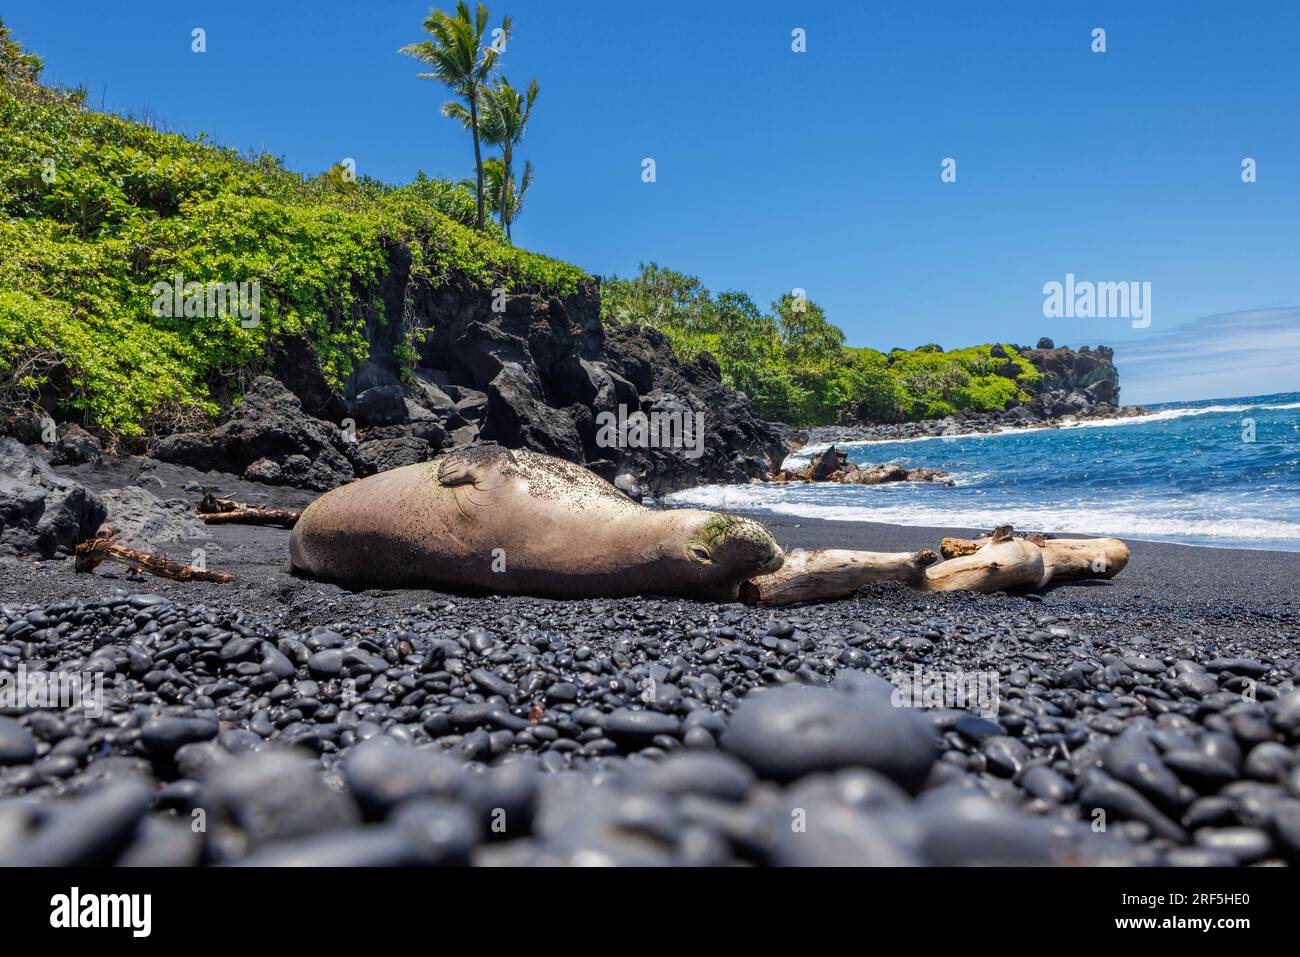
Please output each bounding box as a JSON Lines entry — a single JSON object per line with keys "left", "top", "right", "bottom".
{"left": 74, "top": 528, "right": 235, "bottom": 583}
{"left": 197, "top": 491, "right": 301, "bottom": 528}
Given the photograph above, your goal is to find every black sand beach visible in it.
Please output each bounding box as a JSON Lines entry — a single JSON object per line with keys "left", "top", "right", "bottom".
{"left": 7, "top": 454, "right": 1297, "bottom": 632}
{"left": 2, "top": 455, "right": 1299, "bottom": 867}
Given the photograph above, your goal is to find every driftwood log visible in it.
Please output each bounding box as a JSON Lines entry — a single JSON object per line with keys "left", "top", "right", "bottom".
{"left": 197, "top": 491, "right": 301, "bottom": 528}
{"left": 940, "top": 532, "right": 1130, "bottom": 587}
{"left": 923, "top": 526, "right": 1044, "bottom": 593}
{"left": 74, "top": 528, "right": 235, "bottom": 583}
{"left": 740, "top": 525, "right": 1130, "bottom": 606}
{"left": 740, "top": 548, "right": 939, "bottom": 607}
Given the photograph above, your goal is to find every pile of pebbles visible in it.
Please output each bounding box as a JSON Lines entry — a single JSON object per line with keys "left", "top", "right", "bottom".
{"left": 1, "top": 586, "right": 1298, "bottom": 866}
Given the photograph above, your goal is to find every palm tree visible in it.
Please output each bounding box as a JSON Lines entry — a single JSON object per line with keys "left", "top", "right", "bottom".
{"left": 400, "top": 3, "right": 510, "bottom": 230}
{"left": 479, "top": 76, "right": 538, "bottom": 242}
{"left": 482, "top": 157, "right": 532, "bottom": 240}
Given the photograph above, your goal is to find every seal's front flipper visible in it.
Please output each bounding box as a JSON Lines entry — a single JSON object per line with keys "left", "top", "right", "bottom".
{"left": 436, "top": 443, "right": 515, "bottom": 488}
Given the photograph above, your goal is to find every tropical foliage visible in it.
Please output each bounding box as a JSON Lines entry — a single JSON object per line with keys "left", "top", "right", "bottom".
{"left": 478, "top": 76, "right": 537, "bottom": 241}
{"left": 602, "top": 263, "right": 1040, "bottom": 426}
{"left": 402, "top": 2, "right": 514, "bottom": 233}
{"left": 0, "top": 19, "right": 583, "bottom": 442}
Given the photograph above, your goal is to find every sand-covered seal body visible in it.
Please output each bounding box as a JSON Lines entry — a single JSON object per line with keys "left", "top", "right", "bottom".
{"left": 289, "top": 445, "right": 783, "bottom": 600}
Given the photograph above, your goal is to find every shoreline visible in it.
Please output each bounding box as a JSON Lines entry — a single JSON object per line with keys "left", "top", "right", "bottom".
{"left": 798, "top": 406, "right": 1150, "bottom": 450}
{"left": 3, "top": 449, "right": 1296, "bottom": 623}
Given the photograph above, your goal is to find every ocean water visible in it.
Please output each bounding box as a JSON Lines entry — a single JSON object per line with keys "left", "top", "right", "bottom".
{"left": 666, "top": 393, "right": 1300, "bottom": 552}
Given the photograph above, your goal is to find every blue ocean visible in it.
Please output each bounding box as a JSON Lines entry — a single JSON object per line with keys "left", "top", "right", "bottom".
{"left": 668, "top": 393, "right": 1300, "bottom": 552}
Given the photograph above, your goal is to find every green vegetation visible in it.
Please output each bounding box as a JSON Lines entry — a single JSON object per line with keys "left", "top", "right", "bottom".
{"left": 602, "top": 263, "right": 1040, "bottom": 426}
{"left": 0, "top": 17, "right": 583, "bottom": 443}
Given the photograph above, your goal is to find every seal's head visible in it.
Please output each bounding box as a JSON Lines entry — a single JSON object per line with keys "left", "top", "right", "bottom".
{"left": 674, "top": 512, "right": 783, "bottom": 599}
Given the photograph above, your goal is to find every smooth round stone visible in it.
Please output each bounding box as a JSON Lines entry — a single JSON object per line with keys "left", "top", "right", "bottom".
{"left": 1021, "top": 765, "right": 1073, "bottom": 804}
{"left": 683, "top": 726, "right": 716, "bottom": 749}
{"left": 917, "top": 787, "right": 1061, "bottom": 866}
{"left": 3, "top": 780, "right": 153, "bottom": 866}
{"left": 236, "top": 828, "right": 424, "bottom": 866}
{"left": 640, "top": 751, "right": 756, "bottom": 802}
{"left": 138, "top": 717, "right": 218, "bottom": 757}
{"left": 1193, "top": 826, "right": 1273, "bottom": 863}
{"left": 545, "top": 682, "right": 577, "bottom": 703}
{"left": 603, "top": 709, "right": 681, "bottom": 744}
{"left": 307, "top": 649, "right": 344, "bottom": 678}
{"left": 1200, "top": 732, "right": 1243, "bottom": 770}
{"left": 0, "top": 716, "right": 37, "bottom": 766}
{"left": 982, "top": 736, "right": 1029, "bottom": 778}
{"left": 1165, "top": 847, "right": 1238, "bottom": 867}
{"left": 219, "top": 636, "right": 259, "bottom": 662}
{"left": 1163, "top": 749, "right": 1237, "bottom": 790}
{"left": 721, "top": 685, "right": 936, "bottom": 790}
{"left": 260, "top": 646, "right": 296, "bottom": 679}
{"left": 470, "top": 669, "right": 516, "bottom": 698}
{"left": 1076, "top": 768, "right": 1187, "bottom": 843}
{"left": 1183, "top": 795, "right": 1235, "bottom": 829}
{"left": 343, "top": 737, "right": 464, "bottom": 818}
{"left": 954, "top": 715, "right": 1004, "bottom": 744}
{"left": 1102, "top": 730, "right": 1183, "bottom": 809}
{"left": 1270, "top": 690, "right": 1300, "bottom": 735}
{"left": 1244, "top": 742, "right": 1294, "bottom": 781}
{"left": 204, "top": 750, "right": 359, "bottom": 860}
{"left": 391, "top": 800, "right": 479, "bottom": 864}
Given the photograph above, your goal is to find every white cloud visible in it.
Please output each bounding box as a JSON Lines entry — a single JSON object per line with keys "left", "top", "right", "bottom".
{"left": 1081, "top": 308, "right": 1300, "bottom": 405}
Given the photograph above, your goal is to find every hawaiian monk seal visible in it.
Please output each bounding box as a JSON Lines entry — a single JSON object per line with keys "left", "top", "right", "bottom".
{"left": 289, "top": 445, "right": 784, "bottom": 600}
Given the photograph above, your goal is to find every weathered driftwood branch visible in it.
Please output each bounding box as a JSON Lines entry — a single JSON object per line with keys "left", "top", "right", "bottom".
{"left": 940, "top": 532, "right": 1129, "bottom": 586}
{"left": 740, "top": 525, "right": 1131, "bottom": 605}
{"left": 1034, "top": 537, "right": 1130, "bottom": 586}
{"left": 739, "top": 548, "right": 939, "bottom": 606}
{"left": 923, "top": 525, "right": 1044, "bottom": 593}
{"left": 197, "top": 491, "right": 301, "bottom": 528}
{"left": 74, "top": 528, "right": 235, "bottom": 583}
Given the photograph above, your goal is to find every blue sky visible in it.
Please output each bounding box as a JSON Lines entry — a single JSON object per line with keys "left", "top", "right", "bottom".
{"left": 6, "top": 0, "right": 1299, "bottom": 404}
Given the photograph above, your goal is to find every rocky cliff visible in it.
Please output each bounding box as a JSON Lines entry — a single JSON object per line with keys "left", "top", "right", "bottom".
{"left": 1017, "top": 337, "right": 1121, "bottom": 418}
{"left": 151, "top": 250, "right": 788, "bottom": 499}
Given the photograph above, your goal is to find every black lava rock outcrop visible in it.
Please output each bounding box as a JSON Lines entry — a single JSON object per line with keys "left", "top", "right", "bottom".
{"left": 1018, "top": 343, "right": 1121, "bottom": 418}
{"left": 0, "top": 438, "right": 106, "bottom": 559}
{"left": 123, "top": 257, "right": 789, "bottom": 496}
{"left": 257, "top": 263, "right": 787, "bottom": 496}
{"left": 154, "top": 377, "right": 361, "bottom": 492}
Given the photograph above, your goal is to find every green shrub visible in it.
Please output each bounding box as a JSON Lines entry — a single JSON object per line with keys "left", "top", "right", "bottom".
{"left": 603, "top": 264, "right": 1042, "bottom": 426}
{"left": 0, "top": 19, "right": 585, "bottom": 443}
